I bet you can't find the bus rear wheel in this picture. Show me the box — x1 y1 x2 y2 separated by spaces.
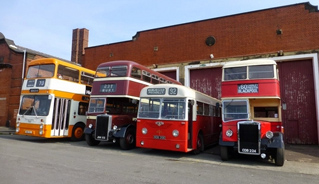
85 133 100 146
193 133 204 155
71 123 85 141
119 128 135 150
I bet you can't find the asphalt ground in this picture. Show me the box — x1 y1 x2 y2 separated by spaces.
1 126 318 164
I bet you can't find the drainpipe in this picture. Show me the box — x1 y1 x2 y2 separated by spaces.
9 45 27 82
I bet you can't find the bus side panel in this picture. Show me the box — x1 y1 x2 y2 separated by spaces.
136 119 189 152
191 115 221 148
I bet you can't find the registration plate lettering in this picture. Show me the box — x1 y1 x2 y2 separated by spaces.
25 130 32 134
153 135 166 140
241 148 257 153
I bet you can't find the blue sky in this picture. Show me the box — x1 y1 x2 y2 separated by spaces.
1 0 318 61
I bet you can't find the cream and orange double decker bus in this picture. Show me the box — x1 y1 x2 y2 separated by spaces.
16 58 95 140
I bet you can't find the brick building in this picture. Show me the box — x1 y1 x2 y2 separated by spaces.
0 33 68 129
75 2 319 144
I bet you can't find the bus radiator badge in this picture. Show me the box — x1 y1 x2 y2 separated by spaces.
155 121 164 126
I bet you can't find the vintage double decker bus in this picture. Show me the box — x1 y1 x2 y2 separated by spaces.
136 84 221 153
219 59 284 166
16 58 95 140
84 60 181 149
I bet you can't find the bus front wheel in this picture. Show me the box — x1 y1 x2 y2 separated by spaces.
119 128 135 150
71 123 85 141
275 148 285 166
220 146 230 161
85 133 100 146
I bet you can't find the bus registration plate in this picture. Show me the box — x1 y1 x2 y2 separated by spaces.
241 148 257 153
25 130 33 134
154 135 166 140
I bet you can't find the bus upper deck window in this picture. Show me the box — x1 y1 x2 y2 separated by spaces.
111 66 127 77
95 67 109 78
131 67 141 79
249 65 274 79
224 66 246 81
27 64 55 78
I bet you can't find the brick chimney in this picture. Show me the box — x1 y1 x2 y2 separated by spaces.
71 28 89 64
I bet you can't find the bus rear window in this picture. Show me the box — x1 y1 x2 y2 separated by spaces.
27 64 55 78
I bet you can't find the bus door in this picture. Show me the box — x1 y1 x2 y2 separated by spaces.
187 100 194 149
52 98 71 137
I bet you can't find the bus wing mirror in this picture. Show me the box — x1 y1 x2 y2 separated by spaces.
216 102 220 107
189 100 195 106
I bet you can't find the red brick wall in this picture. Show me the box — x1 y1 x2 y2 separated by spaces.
0 41 46 127
82 3 319 70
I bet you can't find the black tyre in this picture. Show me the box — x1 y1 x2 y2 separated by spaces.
220 146 229 161
85 133 100 146
71 123 85 141
119 128 135 150
193 133 204 155
275 148 285 166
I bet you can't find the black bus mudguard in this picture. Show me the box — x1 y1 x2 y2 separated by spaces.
84 127 94 135
262 132 285 149
112 124 135 138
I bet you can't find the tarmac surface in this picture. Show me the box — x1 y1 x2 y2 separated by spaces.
1 126 318 164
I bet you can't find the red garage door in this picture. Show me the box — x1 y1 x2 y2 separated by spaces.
189 67 222 99
278 59 318 144
159 70 177 81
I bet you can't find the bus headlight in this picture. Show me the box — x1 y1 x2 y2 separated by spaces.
16 122 20 128
113 125 118 130
88 124 93 129
16 128 20 133
39 130 43 135
142 128 148 135
226 129 233 137
172 130 179 137
40 123 44 129
266 131 274 139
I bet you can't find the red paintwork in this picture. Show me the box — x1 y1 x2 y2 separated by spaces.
136 116 221 152
222 120 282 142
221 79 280 98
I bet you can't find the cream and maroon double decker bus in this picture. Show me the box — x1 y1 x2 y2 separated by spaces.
219 59 284 166
84 60 181 149
136 84 221 153
16 58 95 140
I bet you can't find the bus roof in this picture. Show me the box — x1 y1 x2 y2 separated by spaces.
140 84 220 104
223 59 276 68
97 60 181 84
28 58 95 74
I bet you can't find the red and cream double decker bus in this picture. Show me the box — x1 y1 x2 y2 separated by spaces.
16 58 95 140
136 84 221 153
219 59 284 166
84 60 181 149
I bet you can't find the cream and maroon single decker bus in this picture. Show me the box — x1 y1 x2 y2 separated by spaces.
16 58 95 140
136 84 221 153
219 59 284 166
84 60 181 150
